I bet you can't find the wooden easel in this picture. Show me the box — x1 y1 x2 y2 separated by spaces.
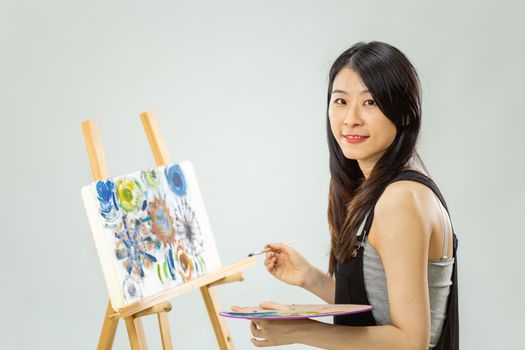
81 112 256 350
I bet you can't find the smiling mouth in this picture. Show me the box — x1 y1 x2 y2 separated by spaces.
343 135 369 139
342 135 369 144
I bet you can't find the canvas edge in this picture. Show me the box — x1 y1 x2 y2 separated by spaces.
80 185 126 309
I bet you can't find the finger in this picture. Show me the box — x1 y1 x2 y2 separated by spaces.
264 258 272 269
251 338 272 347
231 305 253 313
264 257 277 269
265 242 288 254
250 321 263 337
264 252 277 262
263 260 269 269
264 261 275 274
259 301 290 311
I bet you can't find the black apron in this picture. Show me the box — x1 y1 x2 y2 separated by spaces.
334 170 459 349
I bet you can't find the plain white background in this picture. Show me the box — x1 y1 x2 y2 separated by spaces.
1 0 523 349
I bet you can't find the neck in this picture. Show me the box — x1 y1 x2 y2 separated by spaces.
359 153 424 180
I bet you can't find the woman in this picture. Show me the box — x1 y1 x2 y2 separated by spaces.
234 41 459 349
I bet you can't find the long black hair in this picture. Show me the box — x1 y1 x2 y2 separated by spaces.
327 41 428 274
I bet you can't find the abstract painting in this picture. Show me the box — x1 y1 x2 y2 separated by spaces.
81 161 221 309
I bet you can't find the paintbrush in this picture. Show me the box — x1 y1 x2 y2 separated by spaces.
247 240 296 257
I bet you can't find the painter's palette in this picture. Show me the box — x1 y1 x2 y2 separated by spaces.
220 304 373 320
81 161 222 309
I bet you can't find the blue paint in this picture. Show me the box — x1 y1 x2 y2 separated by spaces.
165 165 187 197
95 180 119 221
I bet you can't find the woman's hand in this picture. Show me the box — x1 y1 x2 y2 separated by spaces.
230 301 293 313
264 242 313 288
246 301 315 347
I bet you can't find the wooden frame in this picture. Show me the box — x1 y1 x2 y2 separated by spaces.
81 114 255 349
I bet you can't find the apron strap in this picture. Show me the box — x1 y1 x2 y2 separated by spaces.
362 169 456 239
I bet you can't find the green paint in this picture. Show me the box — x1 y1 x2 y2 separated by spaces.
163 261 169 279
123 188 133 201
199 256 206 272
157 264 163 283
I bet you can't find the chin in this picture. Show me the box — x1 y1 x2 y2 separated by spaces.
341 150 361 160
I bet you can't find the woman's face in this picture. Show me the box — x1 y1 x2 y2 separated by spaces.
328 67 397 176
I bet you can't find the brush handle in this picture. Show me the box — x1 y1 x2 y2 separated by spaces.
247 240 296 257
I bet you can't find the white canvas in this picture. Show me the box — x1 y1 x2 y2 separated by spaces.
81 160 222 309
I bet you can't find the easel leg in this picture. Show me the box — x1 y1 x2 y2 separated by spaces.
157 311 173 350
97 301 119 350
125 316 148 350
200 286 235 350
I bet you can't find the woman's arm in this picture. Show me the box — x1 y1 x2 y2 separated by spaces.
302 266 335 304
297 322 418 350
252 183 432 349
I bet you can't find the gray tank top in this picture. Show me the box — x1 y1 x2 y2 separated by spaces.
357 194 454 349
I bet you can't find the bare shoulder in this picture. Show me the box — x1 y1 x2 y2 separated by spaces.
383 179 435 203
369 180 434 252
376 180 435 218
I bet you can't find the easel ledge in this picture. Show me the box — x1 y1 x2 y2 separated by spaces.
110 257 256 319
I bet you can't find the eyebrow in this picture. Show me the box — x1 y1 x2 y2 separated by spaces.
331 89 370 94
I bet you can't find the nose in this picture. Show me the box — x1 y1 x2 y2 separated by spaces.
343 103 363 126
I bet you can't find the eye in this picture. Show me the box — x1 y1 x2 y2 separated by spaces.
333 98 346 105
363 99 376 106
